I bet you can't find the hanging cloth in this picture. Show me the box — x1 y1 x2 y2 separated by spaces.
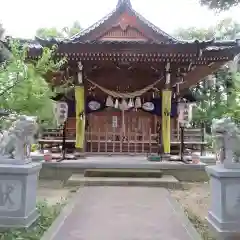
86 76 164 99
162 90 172 154
75 86 85 149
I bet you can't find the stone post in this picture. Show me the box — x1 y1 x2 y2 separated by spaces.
206 118 240 239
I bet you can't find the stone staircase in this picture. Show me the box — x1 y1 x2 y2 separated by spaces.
65 169 181 189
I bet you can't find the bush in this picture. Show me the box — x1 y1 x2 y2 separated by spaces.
31 144 39 152
0 201 63 240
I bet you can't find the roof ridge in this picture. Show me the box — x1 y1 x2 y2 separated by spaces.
130 8 178 43
117 0 132 8
69 10 116 41
69 2 182 43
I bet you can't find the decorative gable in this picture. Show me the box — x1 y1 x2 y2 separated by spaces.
98 26 148 41
70 0 178 43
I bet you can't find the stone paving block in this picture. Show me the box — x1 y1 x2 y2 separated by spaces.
42 186 201 240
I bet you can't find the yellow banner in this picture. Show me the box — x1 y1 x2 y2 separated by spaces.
75 86 85 149
162 90 172 154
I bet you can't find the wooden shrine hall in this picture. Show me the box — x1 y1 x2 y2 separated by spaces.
23 0 240 156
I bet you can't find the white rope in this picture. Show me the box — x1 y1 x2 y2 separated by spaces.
86 76 164 99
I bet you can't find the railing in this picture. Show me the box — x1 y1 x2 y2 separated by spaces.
85 129 154 154
38 127 206 155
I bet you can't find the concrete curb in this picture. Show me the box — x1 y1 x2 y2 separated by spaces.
167 190 202 240
41 188 83 240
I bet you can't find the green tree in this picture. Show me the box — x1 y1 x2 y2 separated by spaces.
0 40 66 125
200 0 240 10
36 21 82 39
174 18 240 40
0 24 11 64
62 21 82 37
0 23 4 40
36 27 64 38
175 18 240 132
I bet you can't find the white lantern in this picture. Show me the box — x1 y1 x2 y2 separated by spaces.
178 101 186 124
56 101 68 125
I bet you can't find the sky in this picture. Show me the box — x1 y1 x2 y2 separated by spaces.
1 0 240 39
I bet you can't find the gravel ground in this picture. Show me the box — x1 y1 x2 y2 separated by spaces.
171 182 210 221
37 180 77 205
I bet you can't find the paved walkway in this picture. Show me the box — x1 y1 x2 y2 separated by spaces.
42 187 201 240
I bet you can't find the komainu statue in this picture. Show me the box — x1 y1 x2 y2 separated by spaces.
0 115 38 162
212 117 240 163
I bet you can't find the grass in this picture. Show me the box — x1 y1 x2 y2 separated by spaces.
185 208 216 240
0 201 64 240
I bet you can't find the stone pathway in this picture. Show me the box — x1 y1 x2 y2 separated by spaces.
42 187 201 240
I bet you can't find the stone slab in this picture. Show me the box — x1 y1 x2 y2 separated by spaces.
66 175 181 188
41 187 201 240
42 156 206 170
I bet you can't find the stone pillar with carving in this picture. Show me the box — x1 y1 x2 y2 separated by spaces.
206 118 240 240
0 115 42 229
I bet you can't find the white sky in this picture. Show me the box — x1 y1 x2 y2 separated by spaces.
1 0 240 38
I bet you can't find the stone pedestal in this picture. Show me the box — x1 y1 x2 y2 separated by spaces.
0 162 42 228
200 156 216 165
206 164 240 240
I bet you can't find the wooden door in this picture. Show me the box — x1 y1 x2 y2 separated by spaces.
86 110 155 153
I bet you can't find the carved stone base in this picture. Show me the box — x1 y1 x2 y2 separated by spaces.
206 165 240 240
0 161 42 228
0 157 31 165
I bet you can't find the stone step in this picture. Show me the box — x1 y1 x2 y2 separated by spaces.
84 168 163 178
65 174 181 189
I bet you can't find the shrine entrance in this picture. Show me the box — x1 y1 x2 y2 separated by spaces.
86 110 156 154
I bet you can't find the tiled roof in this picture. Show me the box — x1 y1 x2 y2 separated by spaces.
69 0 178 43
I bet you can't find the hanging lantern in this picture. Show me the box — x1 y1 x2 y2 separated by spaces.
106 95 114 107
120 99 128 111
178 100 186 124
128 98 134 108
114 99 119 109
135 97 142 109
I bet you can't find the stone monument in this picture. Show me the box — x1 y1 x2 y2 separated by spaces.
206 117 240 240
0 115 42 228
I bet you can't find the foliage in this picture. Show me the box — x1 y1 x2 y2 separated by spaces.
200 0 240 10
174 18 240 40
0 23 10 64
185 208 216 240
0 23 4 40
175 18 240 133
0 201 63 240
36 21 82 39
36 27 64 39
0 40 66 127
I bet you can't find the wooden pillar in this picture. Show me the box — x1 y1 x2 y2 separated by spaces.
161 62 172 159
75 61 86 157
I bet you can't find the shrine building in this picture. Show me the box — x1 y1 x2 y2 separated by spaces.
20 0 240 156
